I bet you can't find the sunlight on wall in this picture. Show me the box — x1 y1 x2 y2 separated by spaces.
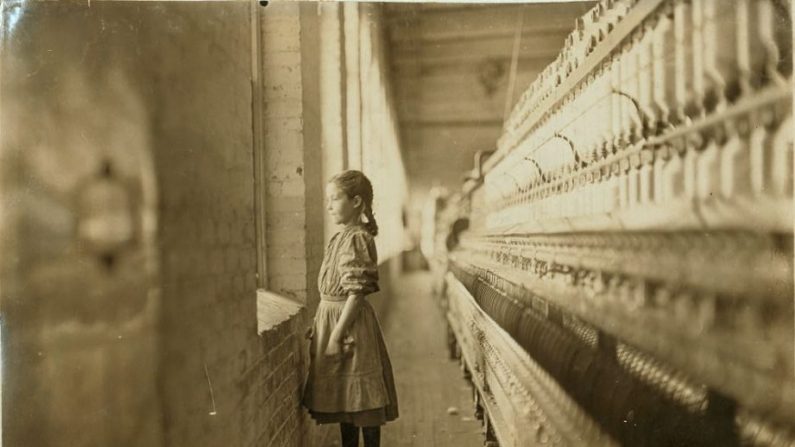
358 4 408 263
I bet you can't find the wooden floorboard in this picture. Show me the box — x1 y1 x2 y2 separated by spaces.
380 271 483 447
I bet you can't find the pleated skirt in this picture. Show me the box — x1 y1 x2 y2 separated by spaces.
301 297 399 427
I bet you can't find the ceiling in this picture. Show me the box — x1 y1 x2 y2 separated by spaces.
384 2 596 199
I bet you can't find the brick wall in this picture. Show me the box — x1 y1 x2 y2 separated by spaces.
1 3 405 447
254 312 308 446
0 2 302 446
140 4 277 447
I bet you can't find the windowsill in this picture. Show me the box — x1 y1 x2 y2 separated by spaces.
256 289 304 335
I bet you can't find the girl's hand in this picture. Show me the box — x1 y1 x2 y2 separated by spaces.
324 339 342 357
324 334 355 358
304 325 315 340
341 335 355 355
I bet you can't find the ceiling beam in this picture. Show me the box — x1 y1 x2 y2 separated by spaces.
385 3 592 23
400 119 504 128
391 53 558 69
388 25 573 45
391 33 568 62
389 28 569 45
387 3 594 39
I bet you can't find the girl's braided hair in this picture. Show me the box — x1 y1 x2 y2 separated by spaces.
329 170 378 236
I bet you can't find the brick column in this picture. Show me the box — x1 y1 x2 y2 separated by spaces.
260 2 324 311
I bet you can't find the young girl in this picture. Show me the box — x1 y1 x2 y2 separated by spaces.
302 170 399 447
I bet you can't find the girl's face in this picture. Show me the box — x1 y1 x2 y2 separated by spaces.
326 182 362 226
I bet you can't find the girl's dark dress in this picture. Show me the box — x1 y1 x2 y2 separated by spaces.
302 224 399 426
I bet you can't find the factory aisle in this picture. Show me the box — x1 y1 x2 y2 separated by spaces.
375 272 484 447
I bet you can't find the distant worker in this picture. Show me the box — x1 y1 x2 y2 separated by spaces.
445 218 470 252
